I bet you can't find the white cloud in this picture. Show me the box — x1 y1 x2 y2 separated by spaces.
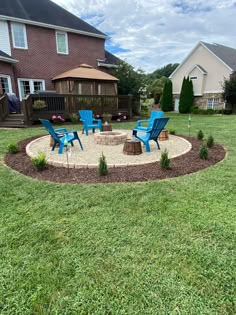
52 0 236 72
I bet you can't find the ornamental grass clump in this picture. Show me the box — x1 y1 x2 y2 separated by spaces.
160 149 171 169
7 142 19 154
207 135 214 148
199 143 208 160
197 129 204 140
31 152 47 171
97 152 108 176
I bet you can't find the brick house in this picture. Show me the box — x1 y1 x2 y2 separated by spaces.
0 0 119 100
169 41 236 111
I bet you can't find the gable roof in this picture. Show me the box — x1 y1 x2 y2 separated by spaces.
169 41 236 79
201 42 236 71
98 51 122 68
0 0 106 39
188 64 207 75
0 50 18 63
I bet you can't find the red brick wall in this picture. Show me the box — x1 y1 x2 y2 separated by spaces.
0 62 16 92
8 22 105 92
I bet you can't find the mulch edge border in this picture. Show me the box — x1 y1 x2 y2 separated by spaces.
3 135 227 185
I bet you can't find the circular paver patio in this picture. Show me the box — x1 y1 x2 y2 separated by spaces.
26 129 192 168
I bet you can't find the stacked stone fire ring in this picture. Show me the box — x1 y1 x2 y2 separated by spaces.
94 131 127 145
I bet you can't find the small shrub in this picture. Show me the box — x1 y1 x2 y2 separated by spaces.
102 113 112 124
7 143 19 154
197 130 204 140
97 153 108 176
222 109 232 115
32 100 47 110
169 129 176 135
207 135 214 148
31 152 47 171
70 113 78 124
199 143 208 159
160 149 171 169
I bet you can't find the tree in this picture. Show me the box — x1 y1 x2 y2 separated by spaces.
223 74 236 107
148 63 179 80
179 77 193 113
111 61 145 96
147 77 168 103
160 80 173 111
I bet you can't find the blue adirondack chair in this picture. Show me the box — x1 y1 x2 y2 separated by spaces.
39 119 83 154
78 110 102 136
135 110 164 132
132 117 169 152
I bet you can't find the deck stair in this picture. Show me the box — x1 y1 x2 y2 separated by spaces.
0 114 26 128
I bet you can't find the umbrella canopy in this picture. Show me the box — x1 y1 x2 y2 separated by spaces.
52 64 118 81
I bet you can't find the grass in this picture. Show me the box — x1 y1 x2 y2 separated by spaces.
0 114 235 314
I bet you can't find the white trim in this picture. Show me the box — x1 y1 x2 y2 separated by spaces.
0 15 107 39
0 74 12 93
56 31 69 55
188 64 207 76
11 22 28 49
204 90 223 94
169 41 233 79
17 78 45 100
0 56 18 63
97 61 118 68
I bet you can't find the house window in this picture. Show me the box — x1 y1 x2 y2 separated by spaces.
0 75 12 94
11 23 28 49
18 79 45 100
56 32 68 54
207 98 219 109
190 76 197 80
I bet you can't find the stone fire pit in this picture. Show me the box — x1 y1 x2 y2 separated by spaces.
94 131 127 145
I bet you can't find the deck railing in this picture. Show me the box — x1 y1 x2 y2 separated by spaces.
22 93 134 124
0 94 9 122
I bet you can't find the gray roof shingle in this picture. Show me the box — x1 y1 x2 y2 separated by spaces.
202 41 236 71
0 0 106 37
0 50 17 62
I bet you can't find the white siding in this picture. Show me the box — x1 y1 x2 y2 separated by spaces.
0 20 11 55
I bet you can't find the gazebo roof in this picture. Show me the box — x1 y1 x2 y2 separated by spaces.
52 64 118 81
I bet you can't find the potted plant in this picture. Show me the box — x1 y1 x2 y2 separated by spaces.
32 100 47 110
102 113 112 125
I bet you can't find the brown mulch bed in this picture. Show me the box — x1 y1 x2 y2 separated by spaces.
4 135 226 184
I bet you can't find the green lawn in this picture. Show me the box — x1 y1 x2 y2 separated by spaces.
0 114 235 315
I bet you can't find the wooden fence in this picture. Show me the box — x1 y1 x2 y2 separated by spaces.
22 93 134 124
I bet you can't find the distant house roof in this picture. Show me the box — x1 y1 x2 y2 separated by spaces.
0 0 106 38
201 42 236 71
97 51 122 68
52 64 119 81
0 50 18 63
169 41 236 79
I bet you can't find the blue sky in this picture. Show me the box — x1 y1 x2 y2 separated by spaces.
53 0 236 73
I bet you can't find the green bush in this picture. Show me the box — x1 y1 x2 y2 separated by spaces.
32 100 47 110
199 143 208 159
102 113 112 124
197 130 204 140
31 152 47 171
169 129 176 135
70 113 78 124
207 135 214 148
97 153 108 176
160 149 171 169
222 109 232 115
7 143 19 154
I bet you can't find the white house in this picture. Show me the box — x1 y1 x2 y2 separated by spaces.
169 41 236 111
